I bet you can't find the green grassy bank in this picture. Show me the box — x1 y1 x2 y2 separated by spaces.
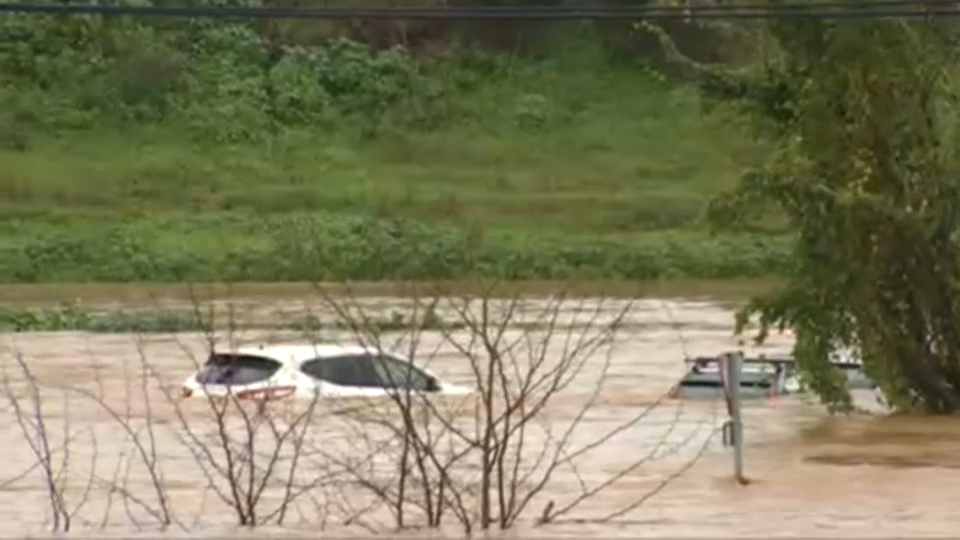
0 13 787 284
0 278 784 306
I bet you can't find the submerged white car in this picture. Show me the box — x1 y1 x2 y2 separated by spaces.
180 344 473 403
672 349 876 401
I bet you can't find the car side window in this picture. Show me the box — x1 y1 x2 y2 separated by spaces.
370 355 436 392
301 355 379 387
300 356 369 386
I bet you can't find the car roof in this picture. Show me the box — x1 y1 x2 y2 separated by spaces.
208 343 451 382
226 343 388 366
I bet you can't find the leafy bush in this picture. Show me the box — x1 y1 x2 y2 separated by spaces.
0 6 452 141
0 299 463 333
0 214 795 283
0 300 208 332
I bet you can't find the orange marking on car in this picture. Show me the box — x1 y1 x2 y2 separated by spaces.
236 385 297 401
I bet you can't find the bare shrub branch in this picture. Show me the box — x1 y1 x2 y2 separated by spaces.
0 283 721 534
137 289 341 529
64 336 178 530
1 351 100 532
309 280 715 532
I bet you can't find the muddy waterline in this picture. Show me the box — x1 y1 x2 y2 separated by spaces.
1 296 958 537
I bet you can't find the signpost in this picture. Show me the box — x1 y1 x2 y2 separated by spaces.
719 351 748 485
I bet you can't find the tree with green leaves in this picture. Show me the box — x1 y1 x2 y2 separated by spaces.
706 4 960 413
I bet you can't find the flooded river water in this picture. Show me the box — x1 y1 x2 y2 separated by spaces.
1 295 959 537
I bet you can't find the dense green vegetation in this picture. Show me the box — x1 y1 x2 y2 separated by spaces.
0 299 459 332
0 5 791 282
0 300 210 332
713 9 960 413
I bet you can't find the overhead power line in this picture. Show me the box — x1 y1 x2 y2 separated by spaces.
0 1 956 19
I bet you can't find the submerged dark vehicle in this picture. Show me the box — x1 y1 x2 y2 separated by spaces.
670 350 875 401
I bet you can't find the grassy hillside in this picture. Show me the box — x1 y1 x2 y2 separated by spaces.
0 13 789 283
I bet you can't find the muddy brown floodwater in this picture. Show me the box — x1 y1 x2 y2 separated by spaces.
1 296 960 537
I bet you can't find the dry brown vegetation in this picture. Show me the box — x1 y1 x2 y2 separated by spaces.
0 282 724 534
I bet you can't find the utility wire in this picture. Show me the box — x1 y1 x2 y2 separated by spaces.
0 1 957 19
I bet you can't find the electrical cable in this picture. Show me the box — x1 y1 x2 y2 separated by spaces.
0 0 957 19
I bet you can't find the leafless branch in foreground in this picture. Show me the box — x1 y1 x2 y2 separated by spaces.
142 288 341 528
0 352 99 533
0 283 723 534
309 280 715 533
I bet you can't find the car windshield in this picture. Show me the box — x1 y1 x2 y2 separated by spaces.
195 353 281 386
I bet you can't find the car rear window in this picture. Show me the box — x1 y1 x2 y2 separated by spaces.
195 353 282 386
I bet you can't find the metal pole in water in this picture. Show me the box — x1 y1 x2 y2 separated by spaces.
727 351 746 484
